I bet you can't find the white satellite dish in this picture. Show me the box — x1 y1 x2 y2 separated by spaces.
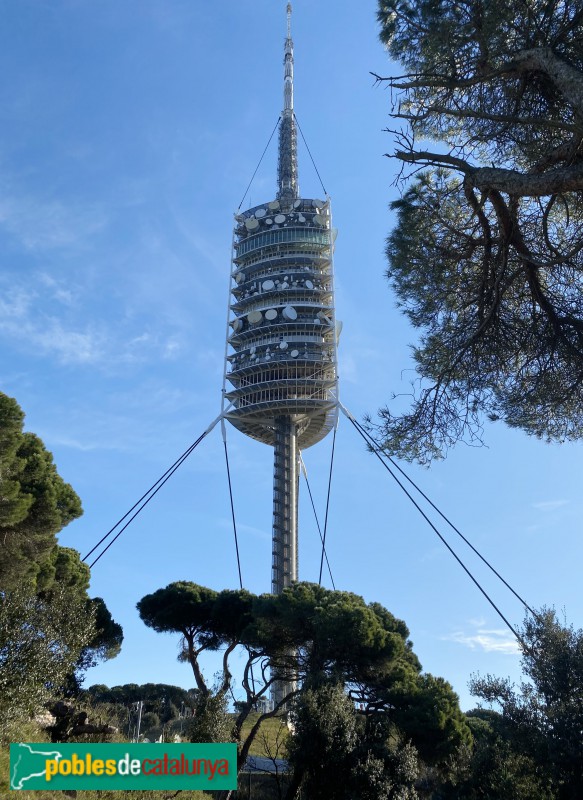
274 214 286 224
262 279 275 291
245 218 259 231
265 308 278 321
268 200 280 210
313 199 325 208
265 218 273 225
298 214 305 222
305 280 314 290
247 310 263 325
235 272 245 284
314 214 325 226
255 208 267 218
283 305 297 321
293 199 302 208
232 318 243 332
279 341 288 350
291 349 299 358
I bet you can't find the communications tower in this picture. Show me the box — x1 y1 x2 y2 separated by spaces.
222 4 338 602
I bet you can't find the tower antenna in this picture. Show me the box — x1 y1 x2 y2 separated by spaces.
223 3 339 707
278 2 298 202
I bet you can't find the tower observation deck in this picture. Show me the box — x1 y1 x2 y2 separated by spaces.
222 4 338 601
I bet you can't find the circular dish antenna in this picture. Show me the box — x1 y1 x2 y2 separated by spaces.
305 280 314 290
313 214 325 226
265 308 278 321
245 218 259 231
255 208 267 218
262 279 275 291
247 310 263 325
283 305 297 321
313 199 325 208
235 272 245 284
274 214 286 224
298 214 305 222
265 218 273 225
291 349 299 358
232 318 243 332
268 200 280 210
281 282 289 289
293 199 302 208
279 341 288 350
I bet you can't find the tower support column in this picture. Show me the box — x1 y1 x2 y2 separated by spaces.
272 415 299 594
272 415 299 708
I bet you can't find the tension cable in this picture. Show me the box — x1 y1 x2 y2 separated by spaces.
294 113 327 196
318 425 337 586
221 420 244 589
299 455 335 589
84 416 221 568
341 406 526 646
237 117 281 211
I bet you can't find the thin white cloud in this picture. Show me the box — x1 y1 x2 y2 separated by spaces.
44 434 124 453
0 276 187 368
37 272 76 306
217 518 270 542
532 499 569 511
0 309 106 365
0 193 107 252
443 627 520 655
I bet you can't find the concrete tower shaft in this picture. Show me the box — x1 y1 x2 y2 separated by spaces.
223 4 338 607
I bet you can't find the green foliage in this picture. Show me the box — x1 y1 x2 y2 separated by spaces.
375 1 583 462
391 674 473 767
239 713 290 758
86 597 123 662
287 681 420 800
0 394 83 590
441 709 555 800
138 581 423 691
0 392 122 717
85 682 197 722
186 692 233 744
470 609 583 799
138 580 471 795
0 587 96 738
42 545 91 596
287 681 359 800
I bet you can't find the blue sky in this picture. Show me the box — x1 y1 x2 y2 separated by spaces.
2 0 582 711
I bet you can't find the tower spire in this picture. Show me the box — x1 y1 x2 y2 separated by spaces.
277 3 298 203
225 4 338 702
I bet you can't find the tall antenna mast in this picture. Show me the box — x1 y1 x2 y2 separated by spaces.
277 3 298 203
223 3 339 706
